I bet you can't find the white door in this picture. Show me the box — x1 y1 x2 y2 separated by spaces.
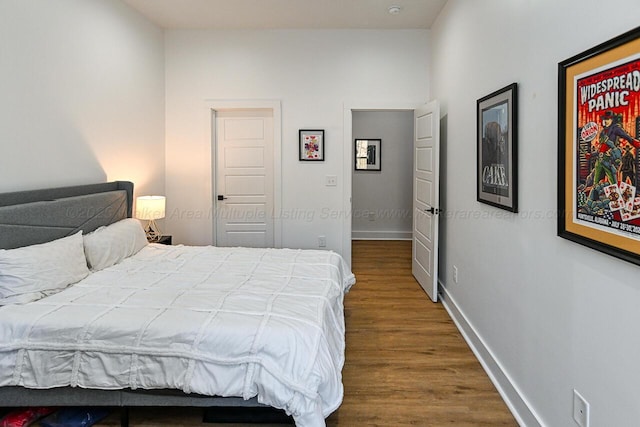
215 109 274 247
412 100 440 302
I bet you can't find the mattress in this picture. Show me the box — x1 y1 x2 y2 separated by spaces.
0 244 355 427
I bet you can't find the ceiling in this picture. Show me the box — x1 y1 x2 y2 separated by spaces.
121 0 447 30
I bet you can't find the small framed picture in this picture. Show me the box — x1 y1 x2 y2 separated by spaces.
477 83 518 212
354 139 381 171
299 129 324 161
558 26 640 266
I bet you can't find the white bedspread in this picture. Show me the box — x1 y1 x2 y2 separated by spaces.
0 244 355 427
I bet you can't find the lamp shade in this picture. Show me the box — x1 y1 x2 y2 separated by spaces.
136 196 166 220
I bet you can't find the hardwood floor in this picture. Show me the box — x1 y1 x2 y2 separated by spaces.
98 240 516 426
328 240 516 426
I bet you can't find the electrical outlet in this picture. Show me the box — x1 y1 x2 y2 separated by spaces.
573 389 590 427
453 265 459 284
318 235 327 248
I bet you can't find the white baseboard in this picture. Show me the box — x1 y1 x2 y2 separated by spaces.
438 283 544 427
352 230 412 240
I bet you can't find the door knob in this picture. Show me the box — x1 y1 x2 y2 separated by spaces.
426 207 440 215
217 195 227 201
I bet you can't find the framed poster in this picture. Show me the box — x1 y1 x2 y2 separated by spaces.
477 83 518 212
299 129 324 161
558 26 640 265
354 139 381 171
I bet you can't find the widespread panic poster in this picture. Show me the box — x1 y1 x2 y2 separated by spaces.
573 55 640 239
559 27 640 265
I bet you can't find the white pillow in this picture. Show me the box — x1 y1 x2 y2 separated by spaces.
83 218 148 271
0 231 90 305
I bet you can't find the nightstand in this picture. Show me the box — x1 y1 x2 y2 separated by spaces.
153 235 172 245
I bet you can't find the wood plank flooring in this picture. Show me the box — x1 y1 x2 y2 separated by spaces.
98 240 516 426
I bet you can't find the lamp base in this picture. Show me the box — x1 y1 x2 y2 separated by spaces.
144 219 162 242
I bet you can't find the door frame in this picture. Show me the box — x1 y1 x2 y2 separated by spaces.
207 99 282 248
343 101 425 267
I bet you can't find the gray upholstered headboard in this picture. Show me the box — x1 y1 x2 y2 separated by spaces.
0 181 133 249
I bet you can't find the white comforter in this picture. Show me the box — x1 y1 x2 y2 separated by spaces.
0 244 355 427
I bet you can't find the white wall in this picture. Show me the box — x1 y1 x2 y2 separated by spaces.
431 1 640 426
352 110 413 239
164 30 429 251
0 0 165 196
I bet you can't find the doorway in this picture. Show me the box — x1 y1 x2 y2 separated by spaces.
351 110 414 241
344 102 440 301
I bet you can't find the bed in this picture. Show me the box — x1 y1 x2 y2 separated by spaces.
0 181 355 427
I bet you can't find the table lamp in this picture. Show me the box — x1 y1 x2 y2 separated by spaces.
136 195 166 242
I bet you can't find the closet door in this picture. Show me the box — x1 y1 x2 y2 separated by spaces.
215 109 274 248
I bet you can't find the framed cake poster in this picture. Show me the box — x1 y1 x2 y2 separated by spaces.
477 83 518 212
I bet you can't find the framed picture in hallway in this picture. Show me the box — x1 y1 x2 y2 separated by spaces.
299 129 325 161
557 26 640 266
354 139 381 171
477 83 518 212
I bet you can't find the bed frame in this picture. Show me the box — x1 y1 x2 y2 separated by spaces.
0 181 280 426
